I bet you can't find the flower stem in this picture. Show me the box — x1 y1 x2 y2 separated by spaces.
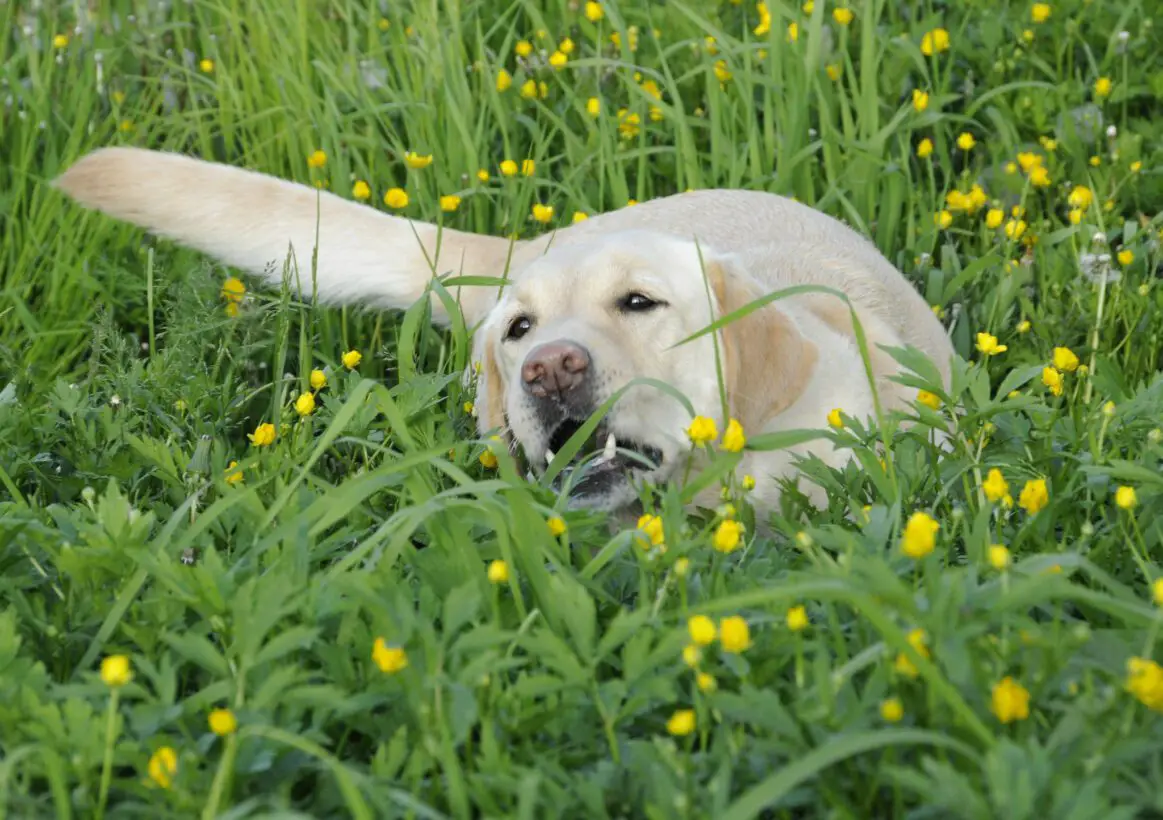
95 689 120 820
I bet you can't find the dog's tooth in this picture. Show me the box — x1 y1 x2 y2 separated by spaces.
546 449 555 465
603 433 617 460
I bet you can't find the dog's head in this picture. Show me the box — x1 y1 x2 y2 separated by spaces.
471 230 818 511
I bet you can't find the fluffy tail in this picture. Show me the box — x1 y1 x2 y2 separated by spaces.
52 147 516 325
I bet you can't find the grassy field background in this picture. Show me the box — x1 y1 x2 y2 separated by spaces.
3 0 1163 817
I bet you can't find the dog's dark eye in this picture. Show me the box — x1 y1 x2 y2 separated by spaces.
619 292 663 313
505 314 534 341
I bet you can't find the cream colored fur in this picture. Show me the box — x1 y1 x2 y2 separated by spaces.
54 147 955 514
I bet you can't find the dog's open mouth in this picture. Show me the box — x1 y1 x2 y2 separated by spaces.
541 418 662 489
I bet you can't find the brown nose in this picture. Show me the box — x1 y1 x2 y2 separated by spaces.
521 341 591 399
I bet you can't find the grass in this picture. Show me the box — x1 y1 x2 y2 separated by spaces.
2 0 1163 816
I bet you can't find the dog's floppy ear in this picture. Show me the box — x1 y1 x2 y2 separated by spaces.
470 334 509 439
706 256 819 432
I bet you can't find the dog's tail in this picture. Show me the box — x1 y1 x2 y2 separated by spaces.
52 147 517 325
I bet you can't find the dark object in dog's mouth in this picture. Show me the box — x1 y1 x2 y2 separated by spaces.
541 418 662 479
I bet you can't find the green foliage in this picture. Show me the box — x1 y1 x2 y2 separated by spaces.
2 0 1163 817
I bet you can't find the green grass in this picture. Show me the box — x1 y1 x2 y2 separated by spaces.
2 0 1163 816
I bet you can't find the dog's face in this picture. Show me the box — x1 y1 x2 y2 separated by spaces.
471 230 817 511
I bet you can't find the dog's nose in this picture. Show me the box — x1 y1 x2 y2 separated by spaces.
521 340 591 399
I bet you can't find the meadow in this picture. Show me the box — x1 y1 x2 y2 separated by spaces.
2 0 1163 816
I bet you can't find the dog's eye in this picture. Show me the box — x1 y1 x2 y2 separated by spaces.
619 292 663 313
505 314 534 341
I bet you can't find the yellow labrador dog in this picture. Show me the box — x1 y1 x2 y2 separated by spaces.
54 148 953 513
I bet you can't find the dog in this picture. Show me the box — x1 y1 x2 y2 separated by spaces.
53 147 954 515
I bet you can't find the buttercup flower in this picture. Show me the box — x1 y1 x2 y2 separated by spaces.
742 474 756 491
900 511 940 559
1127 657 1163 712
719 616 752 653
988 544 1011 570
384 188 409 209
682 644 701 667
687 416 718 444
991 676 1031 723
713 59 732 84
956 132 976 151
827 408 844 428
440 194 461 213
934 210 953 229
984 208 1004 229
1118 249 1134 266
916 138 934 158
487 559 509 583
688 615 717 646
894 628 930 677
404 152 432 169
310 369 327 390
754 2 771 36
199 58 214 73
585 1 604 22
53 34 70 48
617 109 642 139
101 654 132 687
1042 366 1063 397
713 519 744 554
586 97 601 116
249 422 276 447
1115 486 1137 510
1018 478 1049 514
1094 77 1112 98
637 513 665 546
372 638 408 673
912 89 929 112
696 672 717 692
920 28 950 56
1031 3 1051 23
547 516 567 536
548 50 567 69
147 747 178 789
572 211 589 223
916 390 941 410
721 419 746 452
521 159 536 176
294 391 316 416
786 605 808 631
880 697 904 722
982 468 1009 502
307 150 327 169
208 708 237 736
496 68 512 92
666 708 696 736
515 39 533 58
1052 346 1079 372
221 277 246 303
352 180 371 200
225 461 243 485
342 349 362 369
975 332 1007 356
833 7 854 25
531 203 554 223
1153 579 1163 607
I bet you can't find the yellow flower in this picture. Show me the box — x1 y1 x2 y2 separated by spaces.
1094 77 1112 98
786 605 808 632
308 369 327 391
248 422 277 447
476 169 489 183
880 697 904 722
1068 185 1094 210
1115 486 1137 510
1028 165 1051 187
916 390 941 410
991 676 1031 723
666 708 696 736
1004 218 1027 240
440 194 462 213
586 97 601 116
934 210 953 229
742 474 756 491
674 558 690 577
688 615 717 646
1018 478 1049 514
1068 208 1083 225
1052 346 1079 372
975 332 1007 356
982 468 1009 503
487 559 509 583
519 79 539 99
988 544 1011 570
1127 657 1163 712
833 7 854 25
496 68 512 92
404 152 432 170
199 58 215 74
294 391 316 417
584 1 604 22
500 159 518 177
342 349 362 369
824 408 843 429
1153 579 1163 607
687 415 718 444
696 672 717 692
521 159 536 176
637 514 665 547
352 180 371 201
617 109 642 139
900 511 940 559
983 208 1004 229
754 2 771 36
372 638 408 673
147 746 178 790
1042 366 1064 397
894 628 930 677
100 654 132 687
682 644 701 667
548 50 567 69
1118 249 1134 266
826 63 842 81
531 203 554 223
719 616 752 653
713 519 744 554
53 33 70 48
479 448 499 469
1130 160 1142 173
225 461 243 485
515 39 533 58
786 22 799 41
956 132 976 151
572 211 589 223
384 188 409 209
221 276 246 303
208 708 237 736
713 59 732 84
721 419 746 452
920 28 950 56
307 150 327 169
912 89 929 112
1017 151 1043 173
1032 3 1051 22
915 138 934 159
